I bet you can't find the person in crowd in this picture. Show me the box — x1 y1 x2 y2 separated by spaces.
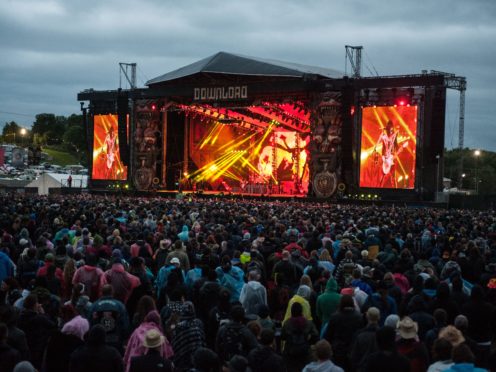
316 277 341 327
155 257 184 301
427 338 454 372
72 254 105 301
461 284 495 368
44 305 89 371
69 324 124 372
272 250 302 290
363 280 398 325
406 294 435 341
324 294 364 370
334 250 358 287
0 249 15 284
363 326 410 372
189 347 220 372
437 325 466 350
425 308 448 356
395 316 429 372
302 339 343 372
36 253 64 289
102 257 141 304
428 282 460 324
216 255 245 303
0 304 29 360
171 301 205 370
283 284 313 323
281 302 318 372
166 240 190 271
0 322 21 372
154 239 172 270
129 329 173 372
350 307 381 372
442 343 488 372
248 328 285 372
240 270 268 316
89 284 129 353
17 293 56 369
215 305 258 363
124 310 173 372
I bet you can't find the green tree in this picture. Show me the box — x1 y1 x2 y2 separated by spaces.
2 121 20 144
66 114 83 127
63 125 86 152
32 113 56 136
31 113 68 145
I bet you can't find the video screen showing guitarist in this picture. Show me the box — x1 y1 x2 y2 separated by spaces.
103 126 118 179
373 120 406 188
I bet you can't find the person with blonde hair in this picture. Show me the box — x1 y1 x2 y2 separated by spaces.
318 249 335 274
303 339 343 372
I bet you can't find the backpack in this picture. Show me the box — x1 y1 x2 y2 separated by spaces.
286 327 309 357
221 324 245 361
94 310 119 345
80 268 101 301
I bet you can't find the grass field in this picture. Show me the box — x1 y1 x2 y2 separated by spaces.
43 148 80 166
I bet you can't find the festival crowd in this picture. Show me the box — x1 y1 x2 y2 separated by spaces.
0 193 495 372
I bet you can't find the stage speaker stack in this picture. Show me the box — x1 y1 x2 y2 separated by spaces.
117 94 129 166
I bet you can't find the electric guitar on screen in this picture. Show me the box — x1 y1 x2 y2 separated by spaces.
382 140 408 175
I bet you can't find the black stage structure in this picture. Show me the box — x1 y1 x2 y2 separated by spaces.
78 52 447 201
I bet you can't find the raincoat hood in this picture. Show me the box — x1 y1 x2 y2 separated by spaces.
326 278 338 293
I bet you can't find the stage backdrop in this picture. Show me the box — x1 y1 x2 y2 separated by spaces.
188 119 309 194
359 105 417 189
91 114 128 180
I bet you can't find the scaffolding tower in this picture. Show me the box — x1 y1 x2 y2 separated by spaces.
345 45 363 78
429 70 467 149
119 62 137 90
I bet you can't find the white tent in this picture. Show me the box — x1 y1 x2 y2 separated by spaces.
27 172 88 195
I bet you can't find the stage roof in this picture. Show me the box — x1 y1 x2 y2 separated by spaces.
146 51 343 86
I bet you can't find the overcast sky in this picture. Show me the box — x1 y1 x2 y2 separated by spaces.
1 0 495 151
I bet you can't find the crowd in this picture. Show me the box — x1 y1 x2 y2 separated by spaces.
0 193 495 372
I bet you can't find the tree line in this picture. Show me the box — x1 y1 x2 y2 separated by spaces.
2 113 86 162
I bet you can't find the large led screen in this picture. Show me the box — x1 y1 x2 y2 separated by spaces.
359 106 417 189
92 114 128 180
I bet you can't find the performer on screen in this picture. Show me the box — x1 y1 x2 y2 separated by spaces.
103 126 118 178
374 120 401 188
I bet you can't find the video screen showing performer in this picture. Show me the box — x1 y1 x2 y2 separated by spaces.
92 114 128 180
359 106 417 189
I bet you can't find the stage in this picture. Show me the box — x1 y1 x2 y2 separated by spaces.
79 52 447 201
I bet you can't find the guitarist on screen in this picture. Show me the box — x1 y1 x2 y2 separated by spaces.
103 126 118 179
374 120 407 188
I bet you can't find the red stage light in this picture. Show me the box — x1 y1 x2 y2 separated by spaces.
399 100 405 106
151 103 157 111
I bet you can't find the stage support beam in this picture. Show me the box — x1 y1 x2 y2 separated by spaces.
184 116 189 177
161 110 167 186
